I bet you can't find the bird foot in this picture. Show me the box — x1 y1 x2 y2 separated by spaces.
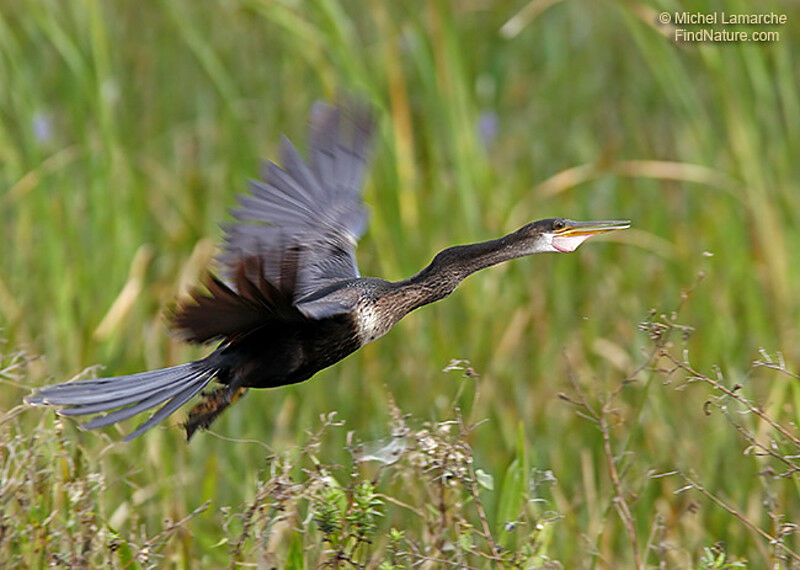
184 385 248 440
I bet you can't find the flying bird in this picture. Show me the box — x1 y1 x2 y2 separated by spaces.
26 101 630 441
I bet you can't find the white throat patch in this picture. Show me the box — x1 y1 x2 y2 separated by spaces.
550 232 594 253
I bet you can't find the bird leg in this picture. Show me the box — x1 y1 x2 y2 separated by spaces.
184 384 248 440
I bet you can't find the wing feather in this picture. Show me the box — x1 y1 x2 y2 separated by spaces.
172 98 375 342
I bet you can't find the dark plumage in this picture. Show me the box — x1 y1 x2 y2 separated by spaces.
26 100 630 441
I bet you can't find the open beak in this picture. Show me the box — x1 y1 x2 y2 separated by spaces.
551 219 631 253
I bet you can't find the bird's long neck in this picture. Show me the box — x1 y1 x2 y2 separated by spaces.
391 232 526 314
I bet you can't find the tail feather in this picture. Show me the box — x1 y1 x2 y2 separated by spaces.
25 363 216 440
80 371 210 429
57 385 180 416
123 376 211 441
27 364 197 406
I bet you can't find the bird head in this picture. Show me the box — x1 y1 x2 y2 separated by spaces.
518 218 631 254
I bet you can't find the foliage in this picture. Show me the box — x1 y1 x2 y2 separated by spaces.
2 0 800 567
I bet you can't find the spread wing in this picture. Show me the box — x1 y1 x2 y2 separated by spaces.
172 100 376 343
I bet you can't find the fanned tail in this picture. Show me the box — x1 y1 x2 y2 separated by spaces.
25 362 217 441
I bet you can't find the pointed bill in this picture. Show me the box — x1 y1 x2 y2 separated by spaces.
551 219 630 253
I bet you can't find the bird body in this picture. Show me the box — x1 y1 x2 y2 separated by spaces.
26 100 630 440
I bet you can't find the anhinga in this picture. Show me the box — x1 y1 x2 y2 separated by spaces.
26 101 630 440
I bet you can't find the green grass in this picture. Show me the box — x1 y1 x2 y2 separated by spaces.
2 0 800 566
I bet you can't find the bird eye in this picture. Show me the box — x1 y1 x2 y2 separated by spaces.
552 219 565 231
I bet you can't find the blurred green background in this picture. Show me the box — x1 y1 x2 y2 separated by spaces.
2 0 800 566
